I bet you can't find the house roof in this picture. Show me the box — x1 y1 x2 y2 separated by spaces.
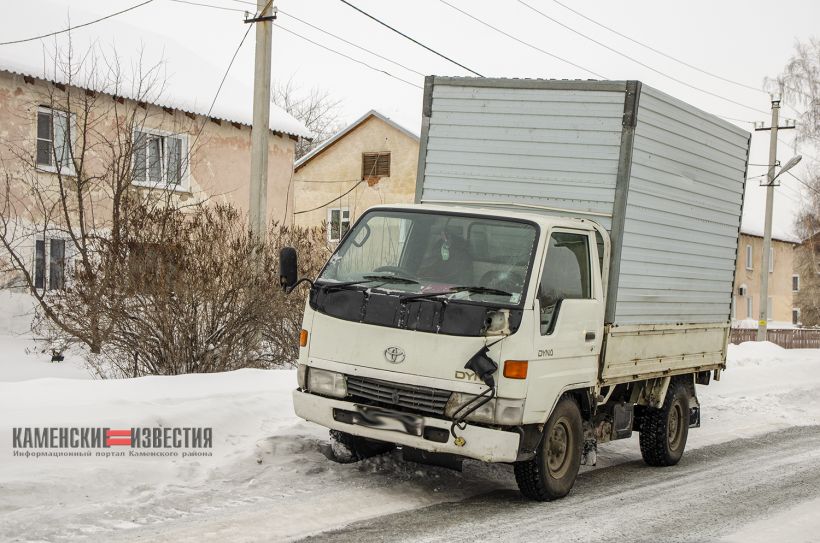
0 57 312 140
740 226 800 244
295 110 419 171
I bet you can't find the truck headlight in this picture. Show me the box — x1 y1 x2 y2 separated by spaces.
307 368 347 399
445 394 524 425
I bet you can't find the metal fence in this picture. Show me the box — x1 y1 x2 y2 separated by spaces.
730 328 820 349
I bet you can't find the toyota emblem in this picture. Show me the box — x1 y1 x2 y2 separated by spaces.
384 346 406 364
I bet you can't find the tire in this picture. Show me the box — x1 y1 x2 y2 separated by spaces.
327 430 395 463
639 380 690 467
514 396 583 501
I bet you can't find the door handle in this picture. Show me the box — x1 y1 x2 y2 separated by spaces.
585 331 596 342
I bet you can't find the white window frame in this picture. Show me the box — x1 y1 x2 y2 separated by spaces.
732 296 737 320
792 274 800 292
327 207 350 242
745 244 753 270
746 296 753 319
36 106 77 176
767 296 773 320
792 307 800 325
132 127 190 192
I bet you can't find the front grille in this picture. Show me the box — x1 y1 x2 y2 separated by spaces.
346 375 452 416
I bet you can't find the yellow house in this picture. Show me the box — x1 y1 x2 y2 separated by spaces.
292 110 419 241
732 229 799 327
0 66 310 291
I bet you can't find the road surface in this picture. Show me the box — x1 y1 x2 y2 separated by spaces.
299 425 820 543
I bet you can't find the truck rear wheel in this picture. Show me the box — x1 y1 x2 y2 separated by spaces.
514 396 582 501
327 430 395 463
639 381 689 467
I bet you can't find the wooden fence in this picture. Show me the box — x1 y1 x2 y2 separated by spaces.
730 328 820 349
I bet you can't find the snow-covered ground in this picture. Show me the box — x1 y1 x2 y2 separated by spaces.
0 330 818 541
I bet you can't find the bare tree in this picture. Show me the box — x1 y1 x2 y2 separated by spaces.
0 39 198 353
271 77 344 159
768 38 820 326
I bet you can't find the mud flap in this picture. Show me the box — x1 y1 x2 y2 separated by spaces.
689 406 701 428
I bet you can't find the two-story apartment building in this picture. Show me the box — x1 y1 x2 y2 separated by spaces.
0 62 310 290
292 110 418 241
732 228 800 327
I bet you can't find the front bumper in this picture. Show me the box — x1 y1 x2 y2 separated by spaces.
293 390 521 463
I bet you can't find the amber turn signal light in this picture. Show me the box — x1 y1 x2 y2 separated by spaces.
299 329 308 347
503 360 528 379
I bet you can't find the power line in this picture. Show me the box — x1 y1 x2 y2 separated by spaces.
275 24 423 90
786 171 820 197
438 0 604 79
188 16 254 154
294 180 365 214
548 0 766 95
167 0 246 13
0 0 155 46
339 0 484 77
277 9 425 77
777 136 820 163
516 0 768 115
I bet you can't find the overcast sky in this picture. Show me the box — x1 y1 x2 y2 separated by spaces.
1 0 818 239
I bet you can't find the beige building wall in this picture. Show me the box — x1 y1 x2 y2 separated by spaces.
0 70 298 288
293 113 418 237
732 233 797 324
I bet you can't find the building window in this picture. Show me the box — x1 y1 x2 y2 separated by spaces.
745 244 753 270
746 296 753 319
34 238 66 290
792 308 800 325
327 207 350 242
793 274 800 292
133 129 188 189
36 107 75 173
767 296 773 320
732 296 737 320
769 247 774 273
362 152 390 179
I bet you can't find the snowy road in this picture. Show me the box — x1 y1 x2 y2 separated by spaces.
1 341 819 542
302 425 820 543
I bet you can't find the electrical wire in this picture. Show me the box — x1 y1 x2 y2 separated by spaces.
293 180 365 215
277 9 425 78
548 0 767 95
167 0 246 13
275 25 423 90
438 0 604 79
0 0 155 46
516 0 769 115
786 171 820 197
339 0 484 77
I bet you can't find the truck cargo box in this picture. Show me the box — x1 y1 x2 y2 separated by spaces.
415 77 751 328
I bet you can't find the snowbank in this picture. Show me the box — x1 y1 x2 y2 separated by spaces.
0 339 818 541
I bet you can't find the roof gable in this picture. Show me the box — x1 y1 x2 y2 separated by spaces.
295 110 418 170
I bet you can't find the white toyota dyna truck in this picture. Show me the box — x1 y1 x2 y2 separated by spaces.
280 77 751 501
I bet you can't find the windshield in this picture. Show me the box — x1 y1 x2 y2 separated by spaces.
318 210 538 306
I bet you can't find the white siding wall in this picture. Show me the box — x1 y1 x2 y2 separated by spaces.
617 86 748 324
420 84 626 230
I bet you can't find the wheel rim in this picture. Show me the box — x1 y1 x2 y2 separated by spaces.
546 417 572 478
668 401 684 451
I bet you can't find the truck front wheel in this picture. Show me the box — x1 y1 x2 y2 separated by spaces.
514 396 583 501
639 380 689 467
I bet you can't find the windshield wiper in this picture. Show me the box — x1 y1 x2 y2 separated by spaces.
317 274 418 293
400 285 513 302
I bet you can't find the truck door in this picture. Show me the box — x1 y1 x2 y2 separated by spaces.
528 229 604 419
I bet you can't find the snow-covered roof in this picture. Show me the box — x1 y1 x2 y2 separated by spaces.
740 224 800 244
295 110 418 170
0 52 313 138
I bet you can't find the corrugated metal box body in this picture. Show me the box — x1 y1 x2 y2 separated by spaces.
416 77 750 327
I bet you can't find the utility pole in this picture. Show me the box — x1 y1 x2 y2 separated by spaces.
246 0 275 239
754 95 797 341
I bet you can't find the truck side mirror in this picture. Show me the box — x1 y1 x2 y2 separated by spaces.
279 247 298 292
